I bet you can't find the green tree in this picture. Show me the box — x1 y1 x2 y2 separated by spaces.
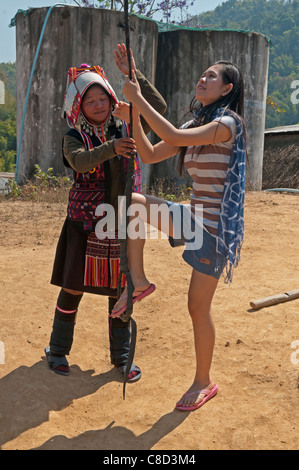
0 62 16 172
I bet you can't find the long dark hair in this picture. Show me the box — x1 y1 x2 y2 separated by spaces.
177 60 245 176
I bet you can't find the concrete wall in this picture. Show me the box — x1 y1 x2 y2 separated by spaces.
153 29 269 190
16 8 269 190
15 6 158 183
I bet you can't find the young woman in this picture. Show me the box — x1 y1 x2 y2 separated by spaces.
112 53 246 410
45 47 166 382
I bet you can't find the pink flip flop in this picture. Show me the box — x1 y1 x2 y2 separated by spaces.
175 384 219 411
110 283 156 318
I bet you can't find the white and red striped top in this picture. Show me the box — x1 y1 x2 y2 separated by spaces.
184 115 237 237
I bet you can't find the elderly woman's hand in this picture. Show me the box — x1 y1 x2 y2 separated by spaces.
113 137 136 158
113 101 130 122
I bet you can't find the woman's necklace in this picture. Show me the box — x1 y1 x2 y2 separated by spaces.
79 111 110 174
79 111 111 137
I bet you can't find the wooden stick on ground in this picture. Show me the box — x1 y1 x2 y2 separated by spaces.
250 289 299 309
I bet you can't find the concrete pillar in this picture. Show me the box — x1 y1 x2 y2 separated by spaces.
154 29 269 190
15 6 158 184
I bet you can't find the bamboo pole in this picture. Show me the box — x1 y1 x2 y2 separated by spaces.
250 289 299 309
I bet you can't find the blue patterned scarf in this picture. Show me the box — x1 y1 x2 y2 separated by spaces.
194 107 246 283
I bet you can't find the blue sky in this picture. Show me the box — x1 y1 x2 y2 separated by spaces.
0 0 225 63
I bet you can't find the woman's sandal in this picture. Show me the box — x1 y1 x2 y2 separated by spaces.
175 384 218 411
45 346 70 376
116 362 142 383
110 283 156 318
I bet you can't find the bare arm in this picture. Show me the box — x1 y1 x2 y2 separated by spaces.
123 73 231 147
132 107 179 164
113 102 177 163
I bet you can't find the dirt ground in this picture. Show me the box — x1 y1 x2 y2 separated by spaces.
0 191 298 451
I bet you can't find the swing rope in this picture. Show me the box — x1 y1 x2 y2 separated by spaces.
118 0 137 400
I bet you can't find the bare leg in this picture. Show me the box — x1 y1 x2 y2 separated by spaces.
129 193 174 236
112 193 174 313
176 269 219 408
128 192 174 284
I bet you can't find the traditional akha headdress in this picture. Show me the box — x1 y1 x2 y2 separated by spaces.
62 64 119 136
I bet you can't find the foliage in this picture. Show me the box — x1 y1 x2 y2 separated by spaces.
149 177 192 201
0 62 16 172
2 165 72 202
2 166 191 203
72 0 195 23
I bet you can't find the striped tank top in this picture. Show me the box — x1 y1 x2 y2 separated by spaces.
184 115 237 237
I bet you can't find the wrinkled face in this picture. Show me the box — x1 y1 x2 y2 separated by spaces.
196 64 232 106
81 84 111 125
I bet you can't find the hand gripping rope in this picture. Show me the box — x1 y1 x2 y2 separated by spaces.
117 0 137 400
